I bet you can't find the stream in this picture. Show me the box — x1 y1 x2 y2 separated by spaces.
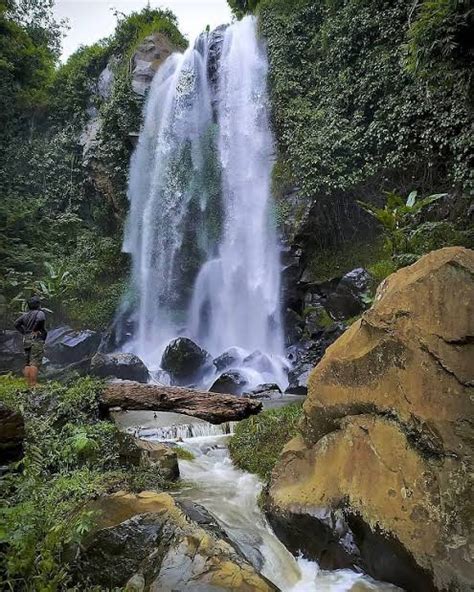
117 411 401 592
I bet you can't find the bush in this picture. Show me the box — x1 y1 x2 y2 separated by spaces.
259 0 473 202
228 403 303 482
0 376 174 589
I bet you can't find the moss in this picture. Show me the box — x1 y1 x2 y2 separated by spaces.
174 447 195 461
228 403 304 482
303 306 333 328
368 259 397 283
305 238 387 283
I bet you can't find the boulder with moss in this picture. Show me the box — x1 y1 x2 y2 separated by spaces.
266 247 474 592
75 491 278 591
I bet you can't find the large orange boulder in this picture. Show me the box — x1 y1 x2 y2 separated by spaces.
266 247 474 591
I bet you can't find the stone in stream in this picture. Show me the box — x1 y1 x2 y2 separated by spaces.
90 352 149 383
244 383 282 399
161 337 212 385
266 247 474 592
242 350 275 374
115 432 179 481
73 491 278 591
210 370 248 396
213 347 242 372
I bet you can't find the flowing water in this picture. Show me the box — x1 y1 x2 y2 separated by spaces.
113 411 400 592
140 414 400 592
122 16 287 389
119 15 402 591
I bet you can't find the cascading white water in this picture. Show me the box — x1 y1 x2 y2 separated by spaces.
123 37 215 363
123 16 287 388
188 17 283 360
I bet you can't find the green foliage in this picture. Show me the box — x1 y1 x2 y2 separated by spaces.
228 403 303 482
367 259 397 283
358 190 447 257
51 42 111 126
110 6 187 55
0 376 175 589
227 0 262 17
0 5 186 332
406 0 473 89
305 238 386 283
259 0 473 204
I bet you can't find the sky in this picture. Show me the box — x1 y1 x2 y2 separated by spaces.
53 0 233 61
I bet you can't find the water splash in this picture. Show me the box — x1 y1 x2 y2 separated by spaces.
188 17 284 361
123 17 287 388
177 434 402 592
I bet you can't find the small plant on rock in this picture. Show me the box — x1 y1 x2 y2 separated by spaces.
358 190 447 259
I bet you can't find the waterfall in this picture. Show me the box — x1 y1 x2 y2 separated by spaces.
123 16 286 388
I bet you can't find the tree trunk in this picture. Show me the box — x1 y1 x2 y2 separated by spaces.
100 382 262 424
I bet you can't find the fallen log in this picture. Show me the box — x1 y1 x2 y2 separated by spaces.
100 381 262 424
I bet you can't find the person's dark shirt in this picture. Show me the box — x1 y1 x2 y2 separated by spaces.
14 310 47 341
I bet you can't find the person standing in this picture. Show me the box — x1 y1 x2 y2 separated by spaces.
14 296 47 387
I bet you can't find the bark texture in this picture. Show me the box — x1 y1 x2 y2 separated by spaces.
101 382 262 424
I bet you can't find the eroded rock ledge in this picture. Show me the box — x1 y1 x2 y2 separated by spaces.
74 491 277 591
266 247 474 592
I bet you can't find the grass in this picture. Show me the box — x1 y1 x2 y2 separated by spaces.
174 447 195 461
228 403 304 482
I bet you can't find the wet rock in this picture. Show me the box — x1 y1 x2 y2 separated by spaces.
135 439 179 481
90 352 149 383
283 307 304 345
267 247 474 592
0 403 24 462
244 383 282 399
210 370 248 396
117 432 179 481
75 491 277 591
325 267 372 320
207 25 227 95
45 326 101 366
41 357 92 381
0 330 24 373
99 313 135 353
243 350 275 374
303 304 333 337
286 323 346 394
213 347 242 372
161 337 211 385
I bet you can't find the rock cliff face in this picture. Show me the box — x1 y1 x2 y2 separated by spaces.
266 247 474 591
131 32 178 96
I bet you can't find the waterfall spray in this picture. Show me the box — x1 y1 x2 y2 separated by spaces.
123 16 287 388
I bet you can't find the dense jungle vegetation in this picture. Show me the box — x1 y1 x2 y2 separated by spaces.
0 0 186 330
0 375 180 589
231 0 473 281
1 0 473 329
